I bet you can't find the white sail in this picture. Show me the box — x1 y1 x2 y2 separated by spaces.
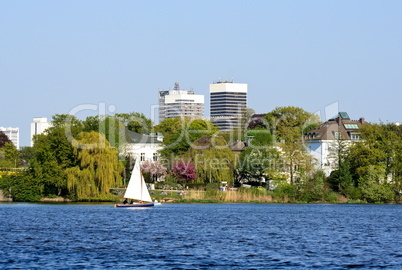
124 160 152 202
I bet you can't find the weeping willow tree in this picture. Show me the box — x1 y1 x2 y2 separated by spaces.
185 136 235 185
66 131 123 200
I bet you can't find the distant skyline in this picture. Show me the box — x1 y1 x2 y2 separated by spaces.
1 1 401 146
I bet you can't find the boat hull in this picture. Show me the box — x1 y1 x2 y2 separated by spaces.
114 202 154 208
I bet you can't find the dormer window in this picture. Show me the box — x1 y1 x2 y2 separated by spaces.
350 134 360 140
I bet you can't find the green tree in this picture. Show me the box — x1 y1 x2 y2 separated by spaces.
281 143 316 186
83 115 129 148
299 170 326 202
348 123 402 200
156 118 219 161
115 112 153 134
185 136 235 185
265 106 319 144
30 133 71 196
393 147 402 202
0 142 20 168
246 128 273 148
29 114 82 196
327 137 355 196
83 115 101 132
328 158 356 198
236 147 280 188
66 131 123 200
98 116 126 148
51 114 83 128
155 118 183 138
19 146 34 167
265 106 319 186
350 123 402 176
357 165 394 203
235 129 280 188
0 174 42 202
83 112 153 142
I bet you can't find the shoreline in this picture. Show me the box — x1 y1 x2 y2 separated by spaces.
1 199 398 205
2 190 400 204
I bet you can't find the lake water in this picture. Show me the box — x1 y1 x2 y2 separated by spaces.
0 203 401 269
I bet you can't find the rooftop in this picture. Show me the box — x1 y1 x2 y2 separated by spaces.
304 112 366 141
125 130 163 144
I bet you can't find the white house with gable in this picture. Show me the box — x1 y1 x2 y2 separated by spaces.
122 131 164 162
304 112 366 176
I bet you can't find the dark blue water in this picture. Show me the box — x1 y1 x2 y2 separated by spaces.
0 203 401 269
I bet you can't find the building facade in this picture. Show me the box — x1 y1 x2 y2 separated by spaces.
0 127 20 149
209 81 247 131
30 117 52 146
304 112 366 176
122 131 164 163
158 82 204 123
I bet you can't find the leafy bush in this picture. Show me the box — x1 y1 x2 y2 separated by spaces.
0 175 42 202
324 192 339 203
205 182 220 198
342 186 362 200
273 183 297 198
361 184 394 203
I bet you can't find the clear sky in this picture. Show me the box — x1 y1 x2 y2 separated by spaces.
1 0 401 147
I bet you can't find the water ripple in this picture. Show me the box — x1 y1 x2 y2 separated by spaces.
0 203 401 269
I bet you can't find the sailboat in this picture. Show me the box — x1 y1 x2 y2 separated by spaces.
114 160 154 208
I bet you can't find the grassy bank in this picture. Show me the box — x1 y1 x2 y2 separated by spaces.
149 188 340 204
180 189 274 203
29 188 396 204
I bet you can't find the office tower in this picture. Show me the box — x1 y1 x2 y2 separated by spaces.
158 82 204 122
209 80 247 131
31 117 51 146
0 127 20 149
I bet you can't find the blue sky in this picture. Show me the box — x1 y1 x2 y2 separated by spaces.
1 0 401 146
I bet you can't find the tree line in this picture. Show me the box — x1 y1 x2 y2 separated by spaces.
0 107 401 203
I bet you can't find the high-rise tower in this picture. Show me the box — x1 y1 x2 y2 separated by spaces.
158 82 204 123
30 117 51 146
0 127 20 149
209 80 247 131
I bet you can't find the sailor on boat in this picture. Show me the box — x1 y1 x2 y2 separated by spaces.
114 160 155 208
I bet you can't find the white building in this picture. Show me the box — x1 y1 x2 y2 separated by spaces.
210 80 247 131
30 117 51 146
304 112 365 176
122 131 164 163
158 82 204 123
0 127 20 149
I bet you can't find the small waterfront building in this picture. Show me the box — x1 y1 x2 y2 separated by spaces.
0 127 20 149
304 112 366 176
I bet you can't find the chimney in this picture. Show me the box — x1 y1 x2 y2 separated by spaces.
336 117 342 126
359 117 365 124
